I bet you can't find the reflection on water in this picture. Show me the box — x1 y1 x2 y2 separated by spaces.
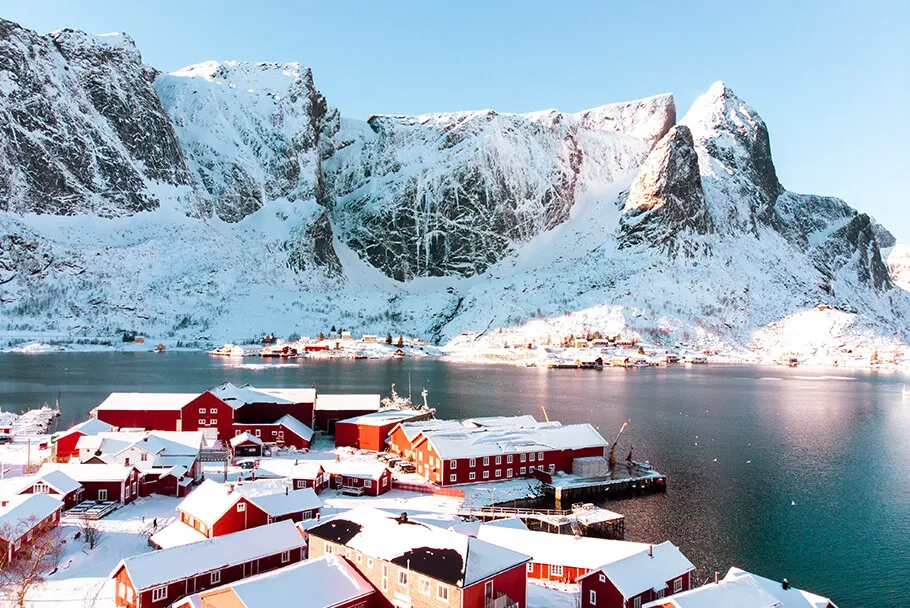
0 353 907 607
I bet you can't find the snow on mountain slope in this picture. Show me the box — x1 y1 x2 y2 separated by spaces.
155 61 339 222
0 19 190 217
886 243 910 291
322 95 675 280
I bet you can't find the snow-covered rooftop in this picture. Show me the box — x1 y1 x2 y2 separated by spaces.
175 555 373 608
176 479 241 526
579 541 694 598
116 519 306 590
420 422 608 460
474 525 649 571
38 462 135 482
338 408 431 427
398 419 465 441
56 417 113 439
92 392 198 411
246 488 322 517
324 460 390 480
449 516 528 536
230 431 262 447
209 382 298 408
396 415 543 442
257 387 317 403
0 494 63 540
23 470 82 495
274 414 314 441
315 394 381 411
149 520 208 549
288 461 324 479
307 507 529 587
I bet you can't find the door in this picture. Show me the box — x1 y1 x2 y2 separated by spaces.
97 489 108 501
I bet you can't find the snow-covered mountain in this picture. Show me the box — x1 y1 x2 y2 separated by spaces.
0 19 907 357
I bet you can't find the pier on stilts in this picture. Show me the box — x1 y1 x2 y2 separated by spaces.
456 502 626 539
541 460 667 510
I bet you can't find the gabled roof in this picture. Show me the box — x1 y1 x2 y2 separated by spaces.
474 525 649 571
324 460 390 480
149 520 208 549
307 507 529 588
19 470 82 496
315 394 381 412
421 422 608 460
338 408 431 427
175 555 372 608
246 488 322 517
230 432 263 448
288 461 325 479
37 462 136 483
257 387 317 404
176 479 243 526
578 541 694 597
0 494 63 541
92 392 198 411
275 415 314 442
209 383 316 409
114 520 306 591
56 418 114 439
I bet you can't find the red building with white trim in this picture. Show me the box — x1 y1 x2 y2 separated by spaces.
16 470 84 510
52 418 114 462
36 463 140 504
289 462 329 494
314 394 380 433
324 461 392 496
335 409 435 452
0 494 63 565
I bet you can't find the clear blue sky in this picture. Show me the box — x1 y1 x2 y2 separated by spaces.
4 1 908 241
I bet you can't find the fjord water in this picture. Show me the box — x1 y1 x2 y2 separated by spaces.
1 354 907 607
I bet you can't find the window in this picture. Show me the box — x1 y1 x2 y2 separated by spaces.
271 430 278 436
527 563 533 573
483 471 489 479
364 479 372 488
437 583 449 602
484 581 493 597
529 453 535 462
126 588 134 602
520 467 527 474
549 464 556 472
98 489 108 501
281 551 290 563
382 565 389 590
210 408 217 414
382 476 388 487
507 454 513 464
495 455 502 465
118 583 126 598
235 430 241 436
633 597 641 608
449 460 457 468
538 452 544 460
303 510 312 520
656 589 665 599
151 586 167 602
419 452 424 461
469 472 476 481
589 590 597 605
367 558 374 568
469 458 476 467
237 502 246 512
483 457 489 465
297 480 305 489
199 408 206 414
495 469 501 478
254 429 261 437
199 419 206 425
209 419 217 425
34 482 48 494
419 577 431 595
450 474 457 482
507 469 513 478
398 569 409 586
520 453 527 462
356 553 362 564
211 571 221 584
674 578 683 593
529 465 536 472
325 542 333 554
599 574 605 583
551 565 564 577
140 452 148 461
132 482 138 495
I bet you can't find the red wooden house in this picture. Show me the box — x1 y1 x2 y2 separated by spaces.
231 414 314 450
17 470 84 510
230 432 263 457
52 418 114 462
247 488 322 524
289 462 329 494
324 461 392 496
170 555 375 608
334 408 435 452
175 480 269 539
112 520 307 608
314 394 380 433
579 542 695 608
36 463 140 505
0 494 63 565
91 392 198 433
307 507 530 608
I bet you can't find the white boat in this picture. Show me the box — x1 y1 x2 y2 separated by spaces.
209 344 245 357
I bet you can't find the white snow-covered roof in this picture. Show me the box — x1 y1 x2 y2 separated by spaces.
246 488 322 517
208 382 292 408
579 541 694 598
230 432 263 448
324 460 389 480
176 479 241 526
37 462 135 482
92 392 198 411
149 520 208 549
175 555 372 608
450 516 528 536
288 461 325 479
396 415 544 443
0 494 63 540
315 394 381 412
474 525 648 571
116 520 306 591
257 387 317 403
421 422 608 460
56 418 113 439
465 415 540 428
307 507 529 587
397 419 465 441
644 567 837 608
338 409 429 427
275 415 314 441
21 470 82 495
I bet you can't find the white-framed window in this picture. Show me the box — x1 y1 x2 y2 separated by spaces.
325 542 333 554
199 408 206 414
589 589 597 605
450 474 457 482
551 565 564 577
469 472 476 480
34 482 49 494
419 577 431 595
140 452 148 461
303 510 312 520
356 553 362 564
235 430 241 436
210 408 217 414
549 464 556 472
367 557 374 568
483 456 490 465
382 564 389 590
98 489 108 501
674 578 683 593
199 419 206 425
255 429 261 437
237 502 246 512
437 583 449 602
599 573 605 583
398 569 408 586
118 583 126 598
281 551 290 563
209 419 217 425
520 453 527 462
507 469 513 478
527 563 533 573
520 467 527 474
633 597 641 608
151 586 167 602
297 480 305 488
271 430 277 436
656 589 665 599
419 452 424 461
507 454 513 464
529 453 535 462
382 476 388 487
126 588 133 602
449 460 457 468
211 570 221 584
132 482 137 495
495 455 502 465
364 479 372 488
495 469 501 478
469 458 476 467
483 471 489 479
529 465 536 472
537 451 544 460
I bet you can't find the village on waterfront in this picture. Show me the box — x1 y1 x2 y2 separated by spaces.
0 380 842 608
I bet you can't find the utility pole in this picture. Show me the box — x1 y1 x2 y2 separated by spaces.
27 437 31 473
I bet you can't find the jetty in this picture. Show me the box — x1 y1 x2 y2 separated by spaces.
541 460 666 509
456 502 626 539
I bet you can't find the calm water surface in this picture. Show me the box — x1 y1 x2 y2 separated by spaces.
0 353 907 607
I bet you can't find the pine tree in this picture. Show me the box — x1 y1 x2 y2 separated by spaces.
397 335 404 348
318 331 325 341
385 332 393 344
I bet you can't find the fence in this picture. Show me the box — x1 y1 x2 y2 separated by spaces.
392 481 465 499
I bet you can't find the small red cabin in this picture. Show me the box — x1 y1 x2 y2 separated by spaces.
17 470 84 510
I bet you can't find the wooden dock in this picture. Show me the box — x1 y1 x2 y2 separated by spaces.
542 460 667 509
456 503 626 539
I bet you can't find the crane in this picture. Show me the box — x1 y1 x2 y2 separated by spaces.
608 420 629 469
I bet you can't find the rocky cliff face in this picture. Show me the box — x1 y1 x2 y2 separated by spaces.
0 19 189 217
322 96 675 280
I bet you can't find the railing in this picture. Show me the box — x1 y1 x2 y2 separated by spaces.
458 505 573 517
484 592 519 608
391 481 465 498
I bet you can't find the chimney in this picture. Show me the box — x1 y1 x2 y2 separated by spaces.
782 579 789 590
648 545 653 558
714 572 719 584
398 512 408 524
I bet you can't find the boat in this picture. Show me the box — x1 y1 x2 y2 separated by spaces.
260 345 298 358
210 343 244 357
